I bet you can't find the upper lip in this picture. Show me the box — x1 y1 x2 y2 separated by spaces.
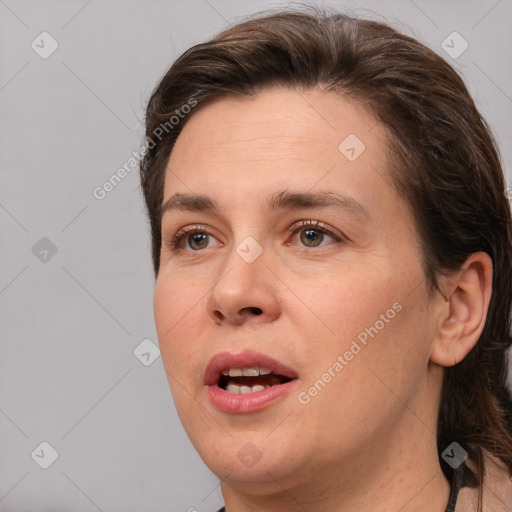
204 350 299 386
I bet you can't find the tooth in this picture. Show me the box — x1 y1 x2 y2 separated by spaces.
224 383 270 394
242 366 259 377
226 384 241 394
259 366 272 375
221 369 229 376
229 368 243 377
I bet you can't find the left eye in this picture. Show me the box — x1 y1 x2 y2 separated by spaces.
287 221 341 248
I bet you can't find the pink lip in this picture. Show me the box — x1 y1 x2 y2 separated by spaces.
204 350 300 414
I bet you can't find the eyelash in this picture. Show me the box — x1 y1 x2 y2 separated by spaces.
167 220 344 251
169 224 210 250
286 220 343 247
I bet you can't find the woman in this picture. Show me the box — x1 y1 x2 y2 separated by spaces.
140 7 512 511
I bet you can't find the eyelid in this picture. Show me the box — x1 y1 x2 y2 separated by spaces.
165 219 346 252
167 223 219 250
286 219 345 244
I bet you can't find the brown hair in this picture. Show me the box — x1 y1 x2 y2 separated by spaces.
140 6 512 507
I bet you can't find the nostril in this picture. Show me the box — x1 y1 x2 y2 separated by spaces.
249 307 263 315
213 310 224 323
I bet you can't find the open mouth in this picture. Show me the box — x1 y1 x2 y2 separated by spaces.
205 351 299 413
217 366 294 394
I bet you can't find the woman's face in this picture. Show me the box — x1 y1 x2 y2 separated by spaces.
154 88 442 490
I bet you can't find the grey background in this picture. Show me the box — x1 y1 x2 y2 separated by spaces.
0 0 510 510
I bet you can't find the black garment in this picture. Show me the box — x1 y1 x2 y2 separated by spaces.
215 464 465 512
444 463 465 512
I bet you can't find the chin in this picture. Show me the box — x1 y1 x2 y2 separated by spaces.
192 428 302 484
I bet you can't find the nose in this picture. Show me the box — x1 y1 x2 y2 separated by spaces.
206 242 281 326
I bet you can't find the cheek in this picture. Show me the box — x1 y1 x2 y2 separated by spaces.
294 262 429 388
293 266 399 346
153 277 210 428
153 275 205 374
296 286 431 440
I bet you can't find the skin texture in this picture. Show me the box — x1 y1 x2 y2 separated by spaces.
153 88 493 511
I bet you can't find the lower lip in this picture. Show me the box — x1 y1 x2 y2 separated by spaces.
206 379 299 413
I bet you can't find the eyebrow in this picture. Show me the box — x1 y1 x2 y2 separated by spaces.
160 190 371 221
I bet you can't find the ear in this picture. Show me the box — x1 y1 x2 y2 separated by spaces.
430 252 493 367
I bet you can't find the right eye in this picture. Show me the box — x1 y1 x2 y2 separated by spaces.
168 224 221 252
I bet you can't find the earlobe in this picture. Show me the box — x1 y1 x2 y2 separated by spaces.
430 252 493 367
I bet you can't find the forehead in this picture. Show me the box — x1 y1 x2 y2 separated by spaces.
164 87 392 214
170 87 384 163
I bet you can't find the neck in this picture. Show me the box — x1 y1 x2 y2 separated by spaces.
221 448 450 512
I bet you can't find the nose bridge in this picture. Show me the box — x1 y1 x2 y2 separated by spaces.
206 233 280 325
216 232 267 299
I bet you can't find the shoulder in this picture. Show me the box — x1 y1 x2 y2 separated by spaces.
456 449 512 512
